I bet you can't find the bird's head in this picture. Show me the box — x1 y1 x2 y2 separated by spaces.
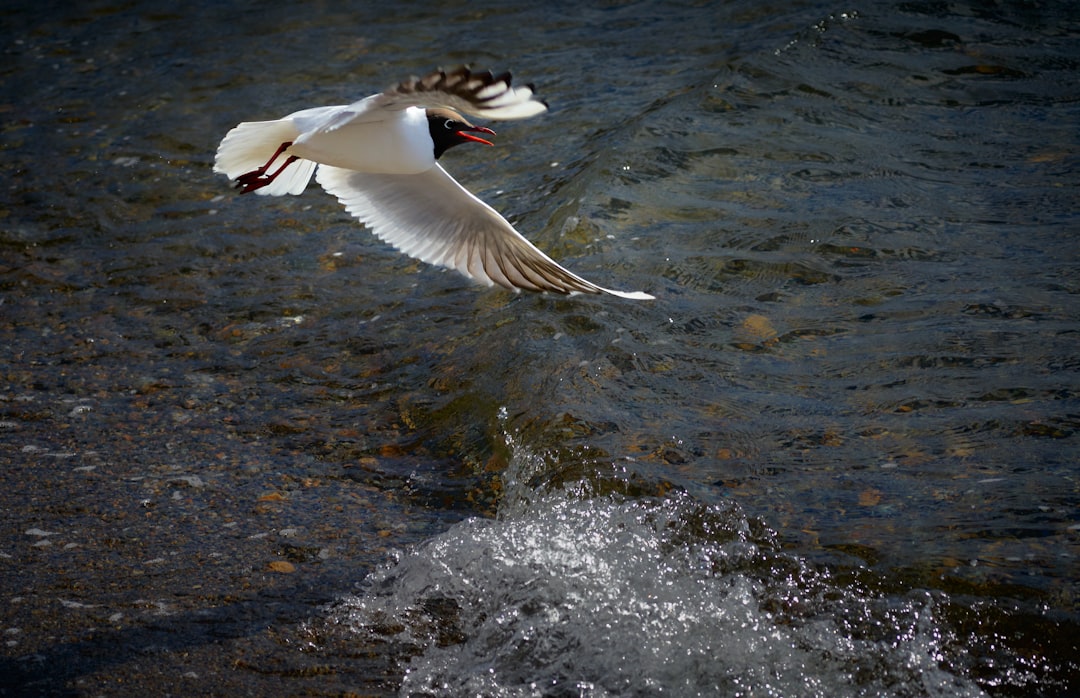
427 108 496 159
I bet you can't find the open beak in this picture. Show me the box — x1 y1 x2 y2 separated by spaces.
459 125 496 147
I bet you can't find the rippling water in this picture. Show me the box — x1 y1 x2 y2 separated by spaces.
2 0 1078 695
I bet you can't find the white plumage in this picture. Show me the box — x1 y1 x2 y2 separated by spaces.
213 66 653 300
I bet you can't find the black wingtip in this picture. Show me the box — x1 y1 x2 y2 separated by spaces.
522 82 549 109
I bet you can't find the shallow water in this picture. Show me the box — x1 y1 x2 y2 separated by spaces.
2 0 1078 696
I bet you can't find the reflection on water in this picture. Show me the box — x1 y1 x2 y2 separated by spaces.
2 0 1078 695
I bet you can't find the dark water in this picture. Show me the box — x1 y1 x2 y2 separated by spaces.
2 0 1078 695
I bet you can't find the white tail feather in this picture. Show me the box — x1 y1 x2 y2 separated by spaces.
213 119 316 196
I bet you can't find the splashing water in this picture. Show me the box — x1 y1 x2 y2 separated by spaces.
317 439 988 697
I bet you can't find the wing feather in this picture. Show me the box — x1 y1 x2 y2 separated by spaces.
379 66 548 121
315 164 652 298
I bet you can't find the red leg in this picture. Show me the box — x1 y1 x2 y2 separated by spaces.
233 141 298 194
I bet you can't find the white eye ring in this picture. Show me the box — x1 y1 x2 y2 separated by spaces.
444 120 455 129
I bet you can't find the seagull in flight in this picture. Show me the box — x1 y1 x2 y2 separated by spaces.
213 66 653 299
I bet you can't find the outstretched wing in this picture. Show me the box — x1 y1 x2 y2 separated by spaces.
383 66 549 120
307 66 548 134
316 163 653 299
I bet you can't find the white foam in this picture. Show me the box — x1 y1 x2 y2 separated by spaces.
321 446 987 697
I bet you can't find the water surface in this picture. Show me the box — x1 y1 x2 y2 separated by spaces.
2 0 1077 695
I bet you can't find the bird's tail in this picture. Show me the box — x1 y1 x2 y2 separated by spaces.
213 119 317 196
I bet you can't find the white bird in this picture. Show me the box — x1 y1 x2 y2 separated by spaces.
213 66 653 300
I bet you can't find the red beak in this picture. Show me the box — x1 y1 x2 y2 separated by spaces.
459 125 496 147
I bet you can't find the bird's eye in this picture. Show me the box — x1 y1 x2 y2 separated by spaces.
444 119 456 130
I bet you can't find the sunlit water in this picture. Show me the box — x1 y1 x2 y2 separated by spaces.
2 0 1077 696
317 433 990 697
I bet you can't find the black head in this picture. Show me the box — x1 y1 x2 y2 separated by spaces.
427 108 496 159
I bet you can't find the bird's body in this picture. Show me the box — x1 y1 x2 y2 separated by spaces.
213 67 653 299
292 104 434 174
